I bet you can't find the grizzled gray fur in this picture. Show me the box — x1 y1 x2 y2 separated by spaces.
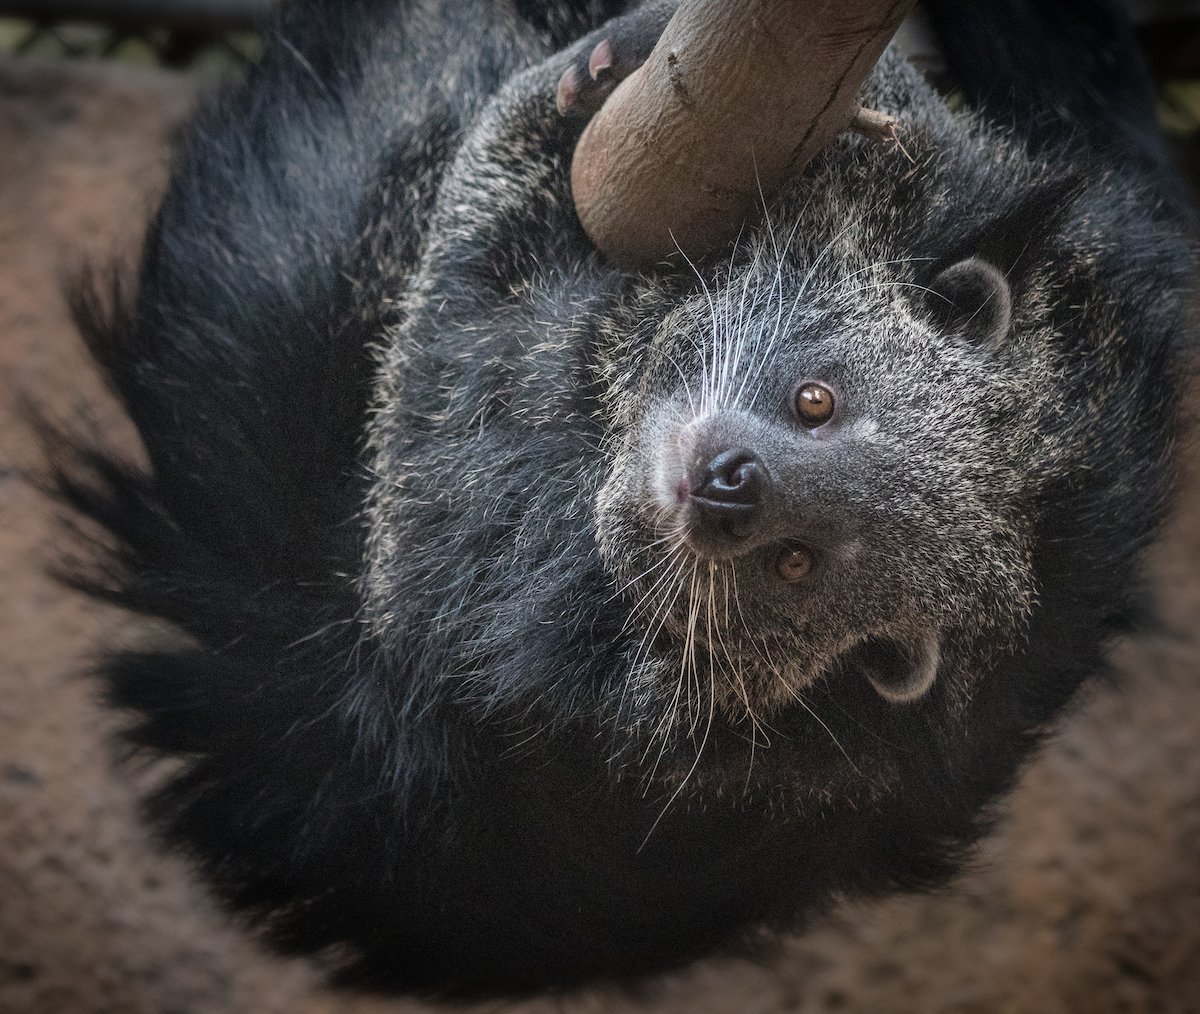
59 0 1195 998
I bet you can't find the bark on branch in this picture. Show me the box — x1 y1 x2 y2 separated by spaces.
570 0 917 268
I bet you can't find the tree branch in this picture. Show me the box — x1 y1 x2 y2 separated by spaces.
570 0 917 268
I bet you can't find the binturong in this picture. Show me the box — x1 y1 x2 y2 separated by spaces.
52 0 1195 999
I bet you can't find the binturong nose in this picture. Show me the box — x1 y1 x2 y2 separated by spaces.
689 447 765 541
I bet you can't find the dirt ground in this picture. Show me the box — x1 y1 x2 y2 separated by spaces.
2 55 1200 1014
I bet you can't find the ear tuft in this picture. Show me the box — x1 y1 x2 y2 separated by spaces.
927 257 1012 346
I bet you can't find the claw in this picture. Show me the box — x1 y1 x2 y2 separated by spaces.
588 38 615 80
556 64 583 116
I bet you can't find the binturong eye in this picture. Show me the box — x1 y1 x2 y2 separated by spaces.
794 382 835 428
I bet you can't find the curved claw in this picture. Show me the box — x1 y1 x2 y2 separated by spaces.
588 37 615 80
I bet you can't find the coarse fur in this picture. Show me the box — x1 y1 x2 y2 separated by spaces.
55 0 1195 998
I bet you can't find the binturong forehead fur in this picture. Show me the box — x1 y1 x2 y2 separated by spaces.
362 47 1188 805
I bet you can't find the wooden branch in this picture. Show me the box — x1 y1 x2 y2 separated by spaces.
849 105 900 144
570 0 917 268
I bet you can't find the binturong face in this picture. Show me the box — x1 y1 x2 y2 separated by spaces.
575 43 1188 809
596 223 1040 728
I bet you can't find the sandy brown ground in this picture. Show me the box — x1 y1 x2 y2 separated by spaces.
2 56 1200 1014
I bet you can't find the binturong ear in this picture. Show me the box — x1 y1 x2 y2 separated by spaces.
927 256 1012 346
857 633 941 704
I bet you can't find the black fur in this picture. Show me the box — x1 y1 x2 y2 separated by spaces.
57 0 1194 998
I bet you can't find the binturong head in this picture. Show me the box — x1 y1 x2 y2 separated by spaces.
597 231 1036 721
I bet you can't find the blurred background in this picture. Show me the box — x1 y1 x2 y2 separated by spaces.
2 2 1200 1012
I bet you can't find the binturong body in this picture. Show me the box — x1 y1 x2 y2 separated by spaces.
59 0 1195 998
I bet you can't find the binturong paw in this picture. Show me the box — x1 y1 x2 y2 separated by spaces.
556 0 679 117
